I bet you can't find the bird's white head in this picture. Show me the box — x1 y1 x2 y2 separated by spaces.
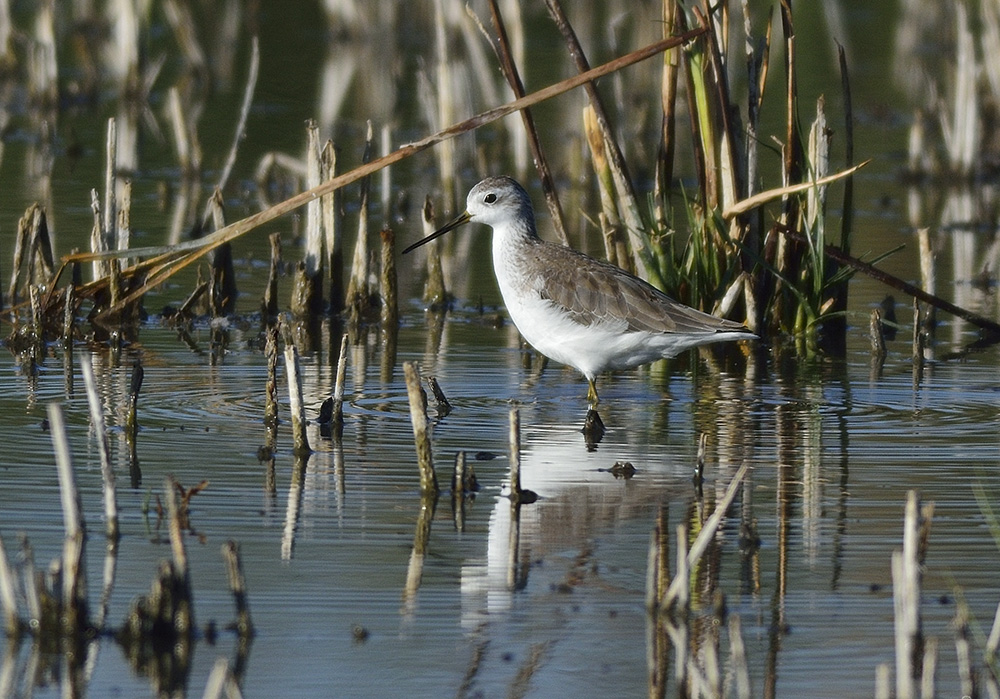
402 176 537 255
464 177 535 234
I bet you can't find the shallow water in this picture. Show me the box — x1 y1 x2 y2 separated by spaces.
2 313 999 697
1 1 999 697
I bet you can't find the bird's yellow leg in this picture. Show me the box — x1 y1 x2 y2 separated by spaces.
587 379 600 408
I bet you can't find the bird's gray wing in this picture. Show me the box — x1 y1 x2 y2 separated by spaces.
531 245 748 335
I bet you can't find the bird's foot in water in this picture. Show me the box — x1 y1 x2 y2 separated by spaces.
586 379 600 409
582 408 605 448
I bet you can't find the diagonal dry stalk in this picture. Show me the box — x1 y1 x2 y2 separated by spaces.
723 161 869 219
53 25 708 323
546 0 661 286
483 0 569 246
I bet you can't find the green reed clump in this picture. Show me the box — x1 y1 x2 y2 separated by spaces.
588 0 858 355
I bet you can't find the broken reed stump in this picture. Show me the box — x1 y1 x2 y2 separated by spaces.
206 189 237 317
262 231 281 323
118 179 132 263
263 324 279 434
403 361 438 496
870 308 887 357
420 196 448 309
426 375 451 417
507 406 536 504
48 403 90 638
954 605 976 699
80 357 120 541
379 226 399 381
380 227 398 330
283 342 312 456
291 120 325 318
345 122 376 323
104 118 118 256
8 203 55 309
892 490 934 699
330 332 349 434
508 406 523 498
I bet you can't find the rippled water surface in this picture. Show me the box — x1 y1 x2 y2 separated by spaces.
1 1 999 697
2 315 999 698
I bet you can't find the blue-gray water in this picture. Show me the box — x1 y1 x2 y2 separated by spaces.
3 319 999 697
1 1 999 697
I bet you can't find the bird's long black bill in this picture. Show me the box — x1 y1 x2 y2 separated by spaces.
401 210 472 254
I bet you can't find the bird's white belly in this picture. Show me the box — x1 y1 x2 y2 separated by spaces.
496 273 669 378
493 246 731 379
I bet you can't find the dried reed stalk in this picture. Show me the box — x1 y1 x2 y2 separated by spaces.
486 0 568 246
419 196 447 307
380 227 398 329
292 120 324 317
80 358 119 541
892 493 922 699
48 403 88 635
344 122 375 320
283 344 312 456
331 333 349 430
403 361 438 495
545 0 658 285
661 464 748 610
508 406 522 500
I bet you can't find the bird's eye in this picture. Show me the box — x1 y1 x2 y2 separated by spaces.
484 193 497 204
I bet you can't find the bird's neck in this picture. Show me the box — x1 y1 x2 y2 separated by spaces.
491 217 539 248
491 218 540 294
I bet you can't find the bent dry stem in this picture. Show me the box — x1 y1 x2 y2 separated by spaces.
403 362 438 496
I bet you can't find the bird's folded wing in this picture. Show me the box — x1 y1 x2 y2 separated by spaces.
534 248 747 335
